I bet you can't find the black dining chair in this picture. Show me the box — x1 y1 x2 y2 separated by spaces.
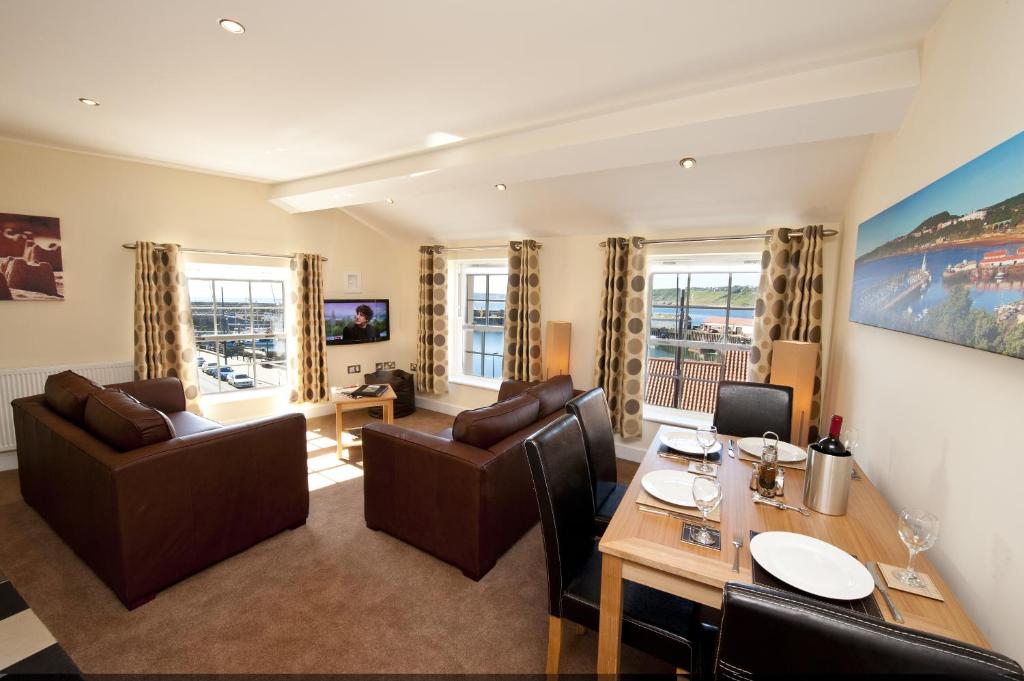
712 381 793 442
524 414 712 677
714 582 1023 679
565 388 625 534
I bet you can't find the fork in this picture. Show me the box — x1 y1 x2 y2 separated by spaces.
727 439 737 459
731 533 744 572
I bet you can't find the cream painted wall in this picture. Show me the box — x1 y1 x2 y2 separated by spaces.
0 139 418 423
823 0 1024 660
426 224 842 462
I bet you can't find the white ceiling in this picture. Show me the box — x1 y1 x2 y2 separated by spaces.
346 136 872 241
0 0 948 239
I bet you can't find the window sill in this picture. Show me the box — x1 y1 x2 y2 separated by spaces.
643 404 712 430
199 386 289 405
449 375 501 391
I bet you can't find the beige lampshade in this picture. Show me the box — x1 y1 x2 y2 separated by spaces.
770 340 819 446
544 321 572 379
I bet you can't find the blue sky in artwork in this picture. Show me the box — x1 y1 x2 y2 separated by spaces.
856 129 1024 258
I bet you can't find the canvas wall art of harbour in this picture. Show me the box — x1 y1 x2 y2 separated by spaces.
850 130 1024 360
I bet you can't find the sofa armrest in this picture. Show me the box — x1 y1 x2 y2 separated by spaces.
106 377 186 414
108 413 309 605
362 423 496 576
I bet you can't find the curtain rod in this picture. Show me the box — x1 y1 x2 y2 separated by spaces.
435 243 543 252
121 243 328 262
598 230 838 247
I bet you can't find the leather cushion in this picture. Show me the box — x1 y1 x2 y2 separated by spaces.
43 370 103 424
528 375 574 417
497 379 533 402
83 389 176 452
167 411 221 437
452 392 540 449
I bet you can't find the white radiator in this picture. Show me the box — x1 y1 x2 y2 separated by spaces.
0 361 134 452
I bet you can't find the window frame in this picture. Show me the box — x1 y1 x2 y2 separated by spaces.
187 271 290 397
645 254 760 418
448 259 507 388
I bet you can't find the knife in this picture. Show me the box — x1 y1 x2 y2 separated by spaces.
751 493 811 516
868 561 904 623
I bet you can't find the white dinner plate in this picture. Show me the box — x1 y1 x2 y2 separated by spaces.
749 531 874 600
737 437 807 463
658 428 722 455
640 470 698 508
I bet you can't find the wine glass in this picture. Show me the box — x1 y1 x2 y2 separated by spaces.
841 427 860 454
691 476 723 546
896 508 940 588
695 425 718 474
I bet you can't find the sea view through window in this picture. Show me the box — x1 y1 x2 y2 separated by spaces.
646 263 759 415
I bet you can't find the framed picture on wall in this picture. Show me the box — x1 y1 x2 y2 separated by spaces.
849 130 1024 360
0 213 64 301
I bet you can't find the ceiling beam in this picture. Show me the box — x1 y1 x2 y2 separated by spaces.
269 50 919 214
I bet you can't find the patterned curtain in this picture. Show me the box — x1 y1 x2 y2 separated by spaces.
133 242 201 413
594 236 647 439
289 253 328 403
416 246 448 395
749 225 825 439
503 240 543 381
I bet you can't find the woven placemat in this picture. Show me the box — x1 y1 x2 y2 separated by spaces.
748 530 883 619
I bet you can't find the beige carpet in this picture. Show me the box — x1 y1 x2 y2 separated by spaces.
0 409 665 674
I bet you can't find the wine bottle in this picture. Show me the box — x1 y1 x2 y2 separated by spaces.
811 415 849 456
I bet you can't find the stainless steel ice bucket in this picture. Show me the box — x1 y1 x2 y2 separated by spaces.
802 446 852 515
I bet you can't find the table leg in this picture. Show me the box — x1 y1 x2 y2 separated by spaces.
384 400 394 424
597 554 624 674
336 405 346 461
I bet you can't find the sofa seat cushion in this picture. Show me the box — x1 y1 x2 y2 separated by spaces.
167 411 221 437
44 370 103 424
452 393 540 449
83 389 175 452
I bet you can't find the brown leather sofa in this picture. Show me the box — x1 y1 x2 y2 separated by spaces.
362 375 576 580
12 371 309 609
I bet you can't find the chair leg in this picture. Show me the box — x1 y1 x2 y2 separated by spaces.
546 615 566 675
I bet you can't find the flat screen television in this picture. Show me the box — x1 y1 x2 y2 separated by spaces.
325 299 390 345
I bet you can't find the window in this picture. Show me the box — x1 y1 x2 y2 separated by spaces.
645 255 760 416
450 260 507 383
186 262 290 395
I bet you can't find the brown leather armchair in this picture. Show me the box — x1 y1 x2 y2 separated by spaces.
12 372 309 609
362 375 576 580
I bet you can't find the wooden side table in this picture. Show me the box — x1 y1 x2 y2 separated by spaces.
331 386 397 460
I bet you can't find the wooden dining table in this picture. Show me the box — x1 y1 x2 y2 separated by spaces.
596 425 989 674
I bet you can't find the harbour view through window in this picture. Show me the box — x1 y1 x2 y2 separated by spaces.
450 260 507 382
646 260 760 415
187 264 290 394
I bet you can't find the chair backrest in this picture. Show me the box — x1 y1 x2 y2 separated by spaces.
523 414 596 616
715 582 1023 679
565 388 617 494
712 381 793 442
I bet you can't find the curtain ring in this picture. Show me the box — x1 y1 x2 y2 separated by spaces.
631 236 646 250
509 241 523 252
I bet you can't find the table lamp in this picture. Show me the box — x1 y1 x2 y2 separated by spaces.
769 340 818 446
544 321 571 379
